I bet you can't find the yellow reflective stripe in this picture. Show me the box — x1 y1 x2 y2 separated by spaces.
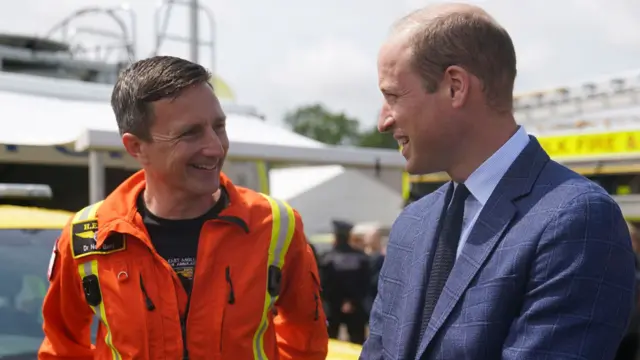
402 172 410 200
399 144 410 200
77 260 121 360
256 161 270 195
253 194 296 360
72 200 104 222
69 201 105 258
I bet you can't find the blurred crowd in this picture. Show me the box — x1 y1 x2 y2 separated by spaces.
313 220 387 345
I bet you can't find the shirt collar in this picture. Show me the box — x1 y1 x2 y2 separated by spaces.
462 126 530 205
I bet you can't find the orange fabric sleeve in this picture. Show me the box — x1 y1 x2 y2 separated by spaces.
273 211 329 360
38 223 95 359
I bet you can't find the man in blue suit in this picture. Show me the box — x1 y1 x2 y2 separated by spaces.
360 3 637 360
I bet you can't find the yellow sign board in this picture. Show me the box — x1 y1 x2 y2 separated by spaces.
538 130 640 158
406 130 640 184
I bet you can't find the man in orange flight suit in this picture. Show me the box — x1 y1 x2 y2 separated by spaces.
39 56 329 359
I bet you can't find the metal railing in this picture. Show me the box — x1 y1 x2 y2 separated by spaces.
43 4 137 65
514 72 640 133
152 0 217 80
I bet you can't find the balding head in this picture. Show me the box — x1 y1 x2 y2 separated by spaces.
392 3 496 32
389 2 517 113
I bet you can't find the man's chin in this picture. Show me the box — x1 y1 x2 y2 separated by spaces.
187 177 221 196
404 161 421 175
405 160 438 176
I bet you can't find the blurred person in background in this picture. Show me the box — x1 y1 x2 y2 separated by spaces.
360 226 386 316
362 226 386 257
616 221 640 360
349 231 366 252
319 220 371 344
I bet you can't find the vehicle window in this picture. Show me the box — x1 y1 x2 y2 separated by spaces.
0 229 58 358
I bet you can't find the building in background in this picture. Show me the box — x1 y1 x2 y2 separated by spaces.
0 3 405 214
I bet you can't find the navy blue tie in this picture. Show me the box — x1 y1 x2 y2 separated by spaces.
418 182 470 342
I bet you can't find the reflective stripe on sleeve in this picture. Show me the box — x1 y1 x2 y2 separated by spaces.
73 201 104 223
252 195 296 360
77 259 122 360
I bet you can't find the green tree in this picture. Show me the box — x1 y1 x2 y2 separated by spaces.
357 125 398 149
283 104 361 145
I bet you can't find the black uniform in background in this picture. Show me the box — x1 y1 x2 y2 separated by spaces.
365 252 385 317
319 220 371 345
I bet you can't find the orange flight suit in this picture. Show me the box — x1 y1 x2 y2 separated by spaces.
39 171 328 359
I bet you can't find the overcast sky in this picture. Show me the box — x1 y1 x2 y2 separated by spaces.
2 0 640 129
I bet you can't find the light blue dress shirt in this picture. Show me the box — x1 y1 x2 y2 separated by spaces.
455 126 530 257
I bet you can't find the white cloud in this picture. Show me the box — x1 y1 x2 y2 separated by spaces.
269 40 374 95
517 42 552 73
267 39 381 124
2 0 640 129
571 0 640 46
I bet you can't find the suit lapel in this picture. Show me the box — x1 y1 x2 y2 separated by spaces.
415 135 550 358
409 183 453 269
400 183 452 354
408 183 452 274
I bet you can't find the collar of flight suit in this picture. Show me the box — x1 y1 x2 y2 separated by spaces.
92 169 252 249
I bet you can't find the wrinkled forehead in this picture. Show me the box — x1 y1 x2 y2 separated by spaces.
152 83 226 129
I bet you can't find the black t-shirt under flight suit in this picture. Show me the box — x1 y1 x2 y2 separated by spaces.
136 189 228 359
136 188 228 296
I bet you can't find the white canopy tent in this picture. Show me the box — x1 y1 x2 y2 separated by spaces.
270 165 403 235
0 75 325 148
0 72 406 203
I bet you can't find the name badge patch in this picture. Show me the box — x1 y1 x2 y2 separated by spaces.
71 220 126 259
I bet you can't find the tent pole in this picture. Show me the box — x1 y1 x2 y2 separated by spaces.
89 150 106 203
189 0 199 63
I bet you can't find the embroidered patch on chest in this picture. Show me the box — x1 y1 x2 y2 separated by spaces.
70 220 126 259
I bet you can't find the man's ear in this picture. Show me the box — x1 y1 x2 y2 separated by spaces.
443 65 470 109
122 133 150 165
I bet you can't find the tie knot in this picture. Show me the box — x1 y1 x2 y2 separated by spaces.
452 183 470 204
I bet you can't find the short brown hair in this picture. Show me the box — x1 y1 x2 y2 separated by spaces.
394 7 517 112
111 56 211 140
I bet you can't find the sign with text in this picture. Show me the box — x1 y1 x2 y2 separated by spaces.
538 130 640 158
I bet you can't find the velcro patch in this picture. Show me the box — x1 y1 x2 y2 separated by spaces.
70 220 126 259
47 239 58 281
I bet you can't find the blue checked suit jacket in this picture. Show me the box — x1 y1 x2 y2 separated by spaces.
360 136 637 360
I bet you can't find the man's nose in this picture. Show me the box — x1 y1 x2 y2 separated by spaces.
378 104 394 133
202 128 225 157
